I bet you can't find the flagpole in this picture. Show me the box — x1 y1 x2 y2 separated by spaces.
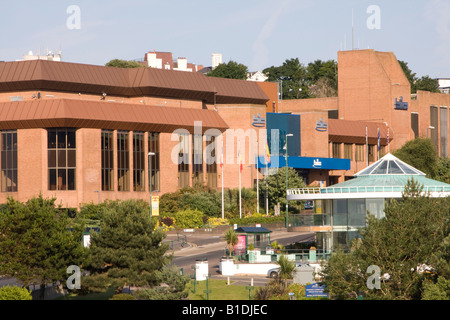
238 141 242 219
221 143 224 220
265 141 269 216
256 140 259 214
366 126 369 166
377 127 380 160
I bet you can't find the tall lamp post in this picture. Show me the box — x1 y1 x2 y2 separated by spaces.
148 152 155 218
285 133 293 228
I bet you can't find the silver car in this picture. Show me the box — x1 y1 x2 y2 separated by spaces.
267 262 309 278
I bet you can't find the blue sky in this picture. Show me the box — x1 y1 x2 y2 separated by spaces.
1 0 450 78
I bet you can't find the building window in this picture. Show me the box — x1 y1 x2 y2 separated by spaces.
206 135 217 189
178 133 190 188
148 133 160 191
332 142 342 158
192 134 203 185
344 143 353 160
1 130 18 192
101 130 114 191
355 144 364 162
368 145 376 162
133 132 145 191
117 131 129 191
48 128 76 190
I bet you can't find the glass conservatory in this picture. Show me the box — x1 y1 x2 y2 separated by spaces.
287 154 450 251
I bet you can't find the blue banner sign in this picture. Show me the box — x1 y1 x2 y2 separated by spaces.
305 283 328 298
394 97 408 110
257 156 350 171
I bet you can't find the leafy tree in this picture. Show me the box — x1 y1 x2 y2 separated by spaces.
260 167 306 213
398 60 417 89
422 277 450 300
0 196 87 300
398 60 439 93
305 59 338 97
207 60 249 80
393 138 439 178
264 58 310 99
179 191 222 217
414 75 440 93
436 157 450 184
319 179 450 300
83 200 172 293
105 59 144 68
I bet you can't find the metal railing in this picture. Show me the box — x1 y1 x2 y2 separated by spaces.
288 185 450 195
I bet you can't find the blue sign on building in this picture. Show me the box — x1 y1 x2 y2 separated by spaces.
394 97 408 110
305 283 328 298
256 156 351 171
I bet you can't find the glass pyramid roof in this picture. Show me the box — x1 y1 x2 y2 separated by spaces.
354 153 426 176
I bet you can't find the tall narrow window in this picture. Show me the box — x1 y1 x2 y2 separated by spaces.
48 128 76 190
133 132 145 191
178 133 190 188
148 132 160 191
192 134 203 185
344 143 353 160
1 130 18 192
355 144 364 162
206 135 217 189
101 130 114 191
117 131 129 191
368 145 376 162
332 142 342 158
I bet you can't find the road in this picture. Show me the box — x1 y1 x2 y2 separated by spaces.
169 230 315 284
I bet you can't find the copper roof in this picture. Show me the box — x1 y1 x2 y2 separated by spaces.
0 60 269 104
0 98 228 133
328 119 392 145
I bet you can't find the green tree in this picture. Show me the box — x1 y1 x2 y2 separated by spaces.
260 167 306 213
105 59 144 68
414 76 440 93
207 60 249 80
264 58 310 99
305 59 338 97
83 200 172 293
398 60 417 89
398 60 439 93
0 196 87 300
393 137 439 178
436 157 450 184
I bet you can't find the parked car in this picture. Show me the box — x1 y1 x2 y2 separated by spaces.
267 262 309 278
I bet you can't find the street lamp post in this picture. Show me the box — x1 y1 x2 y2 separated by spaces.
285 134 293 228
148 152 155 218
